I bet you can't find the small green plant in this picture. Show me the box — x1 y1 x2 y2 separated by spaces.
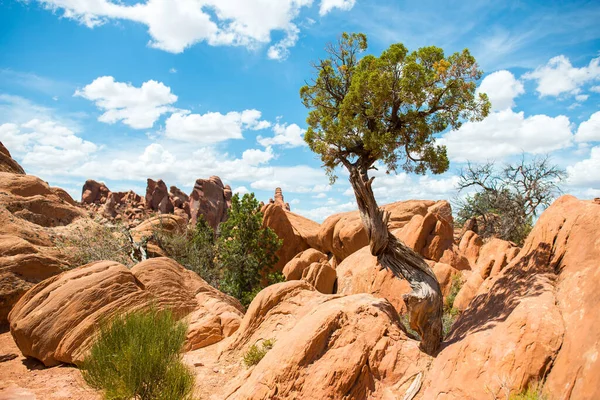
154 215 220 287
442 274 463 338
243 338 276 367
81 308 196 400
400 314 421 340
56 222 135 268
509 384 547 400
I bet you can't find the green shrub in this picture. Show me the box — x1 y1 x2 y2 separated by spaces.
81 308 195 400
243 338 276 367
217 193 282 307
56 222 135 268
442 274 463 338
154 216 220 287
509 384 547 400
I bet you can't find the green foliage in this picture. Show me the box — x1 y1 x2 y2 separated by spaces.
509 384 547 400
217 193 282 307
442 274 463 338
243 339 276 367
81 308 195 400
301 32 490 182
56 222 135 268
154 215 220 287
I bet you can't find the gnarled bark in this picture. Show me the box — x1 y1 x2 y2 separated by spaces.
348 167 443 354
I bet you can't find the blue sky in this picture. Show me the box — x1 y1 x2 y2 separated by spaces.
1 0 599 221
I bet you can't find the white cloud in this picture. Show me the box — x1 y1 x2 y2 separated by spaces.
233 186 250 195
575 111 600 143
164 109 270 143
35 0 352 58
250 165 329 193
591 86 600 93
319 0 356 15
0 119 97 173
75 76 177 129
257 122 306 148
567 146 600 186
523 55 600 97
312 192 327 199
290 198 300 204
241 146 274 165
477 70 524 111
169 68 177 74
439 109 573 162
575 94 589 102
295 201 356 222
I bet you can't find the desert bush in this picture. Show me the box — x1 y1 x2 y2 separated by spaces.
509 384 547 400
80 308 195 400
56 222 136 268
217 193 282 307
153 216 220 287
243 338 276 367
442 274 463 337
456 155 565 245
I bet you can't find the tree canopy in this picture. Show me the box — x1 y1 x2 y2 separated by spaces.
301 32 490 182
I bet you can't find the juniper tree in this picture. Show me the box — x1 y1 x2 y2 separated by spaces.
300 33 490 353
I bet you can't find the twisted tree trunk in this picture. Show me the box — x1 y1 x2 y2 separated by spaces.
348 166 443 354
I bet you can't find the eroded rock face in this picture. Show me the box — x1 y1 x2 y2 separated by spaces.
8 257 243 367
81 180 110 204
189 176 232 231
0 142 25 175
130 214 187 257
267 187 290 211
424 196 600 400
317 200 452 262
0 172 87 323
145 178 173 214
222 281 431 400
262 204 320 271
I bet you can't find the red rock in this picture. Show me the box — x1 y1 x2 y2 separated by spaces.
189 176 231 230
267 187 290 211
145 178 173 214
301 261 336 294
262 204 320 272
8 258 243 366
282 248 328 281
81 180 109 204
0 141 25 175
222 281 431 399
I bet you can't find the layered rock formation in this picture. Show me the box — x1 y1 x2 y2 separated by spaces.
8 257 244 366
266 187 290 211
0 142 25 175
189 176 232 230
0 169 86 324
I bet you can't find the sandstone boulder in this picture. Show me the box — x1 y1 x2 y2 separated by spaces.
262 204 320 271
267 187 290 211
130 214 187 257
81 180 109 204
282 248 328 281
8 258 244 366
424 196 600 400
301 261 336 294
222 281 431 400
317 200 452 262
0 141 25 175
189 176 232 230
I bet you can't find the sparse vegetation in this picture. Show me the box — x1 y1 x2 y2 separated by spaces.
80 308 195 400
442 274 463 338
157 193 283 307
457 155 565 245
56 222 136 268
243 338 276 367
509 386 547 400
153 215 220 287
217 193 282 307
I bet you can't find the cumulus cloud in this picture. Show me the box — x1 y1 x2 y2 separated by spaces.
567 146 600 186
294 201 356 222
164 109 270 143
0 119 97 173
477 70 524 111
35 0 352 58
575 111 600 143
319 0 356 16
74 76 177 129
523 55 600 97
257 122 305 148
439 109 573 162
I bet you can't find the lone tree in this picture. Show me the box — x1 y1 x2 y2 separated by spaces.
457 154 566 245
300 33 490 354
